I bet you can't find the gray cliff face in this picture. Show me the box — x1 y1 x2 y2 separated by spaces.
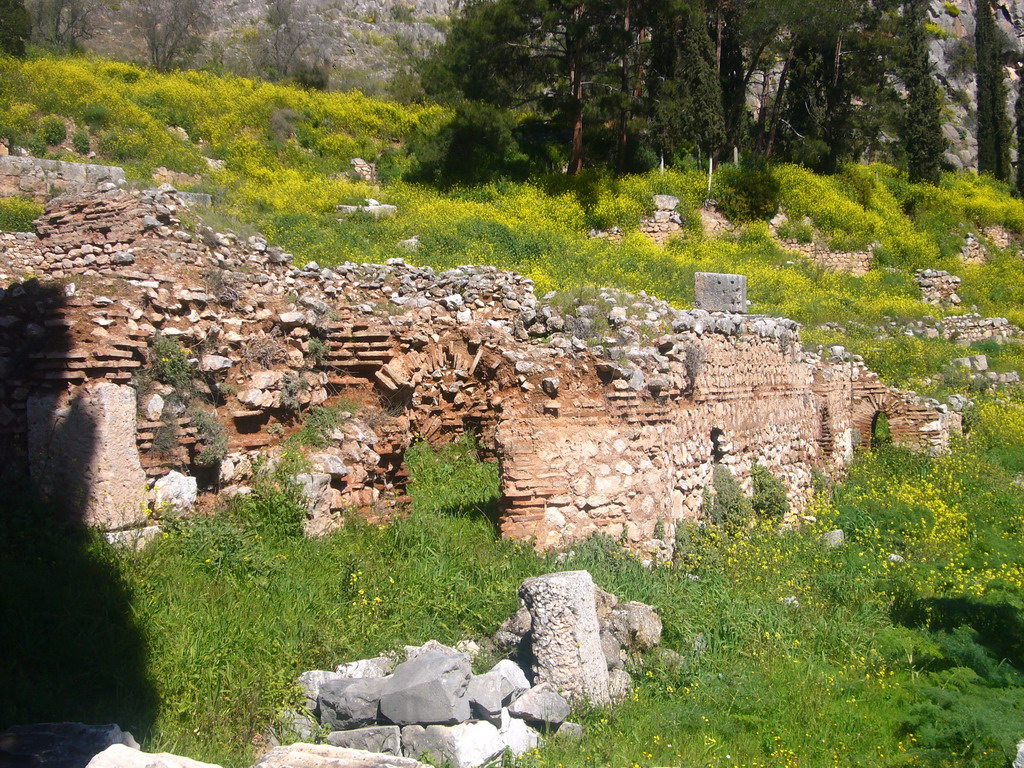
930 0 1024 171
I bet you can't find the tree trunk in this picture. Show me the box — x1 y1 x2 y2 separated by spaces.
615 0 632 172
567 12 585 175
765 42 796 157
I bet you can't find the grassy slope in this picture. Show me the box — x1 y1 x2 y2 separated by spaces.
5 56 1024 394
2 55 1024 767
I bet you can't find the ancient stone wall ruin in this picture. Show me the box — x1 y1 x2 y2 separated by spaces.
915 269 962 306
779 240 874 276
941 313 1020 343
0 190 959 557
0 155 127 201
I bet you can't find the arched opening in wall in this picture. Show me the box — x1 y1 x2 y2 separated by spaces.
870 411 892 449
710 428 726 463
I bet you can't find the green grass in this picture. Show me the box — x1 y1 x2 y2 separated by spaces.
4 432 1024 768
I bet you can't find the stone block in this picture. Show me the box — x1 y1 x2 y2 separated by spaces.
27 382 147 529
400 722 502 768
378 650 472 726
519 571 610 705
694 272 747 314
507 682 570 727
86 745 220 768
318 677 387 730
497 710 540 755
326 727 401 756
255 744 428 768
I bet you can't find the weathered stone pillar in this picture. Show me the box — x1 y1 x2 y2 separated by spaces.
519 570 611 705
27 381 147 529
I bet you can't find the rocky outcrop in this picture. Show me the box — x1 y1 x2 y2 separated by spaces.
86 745 220 768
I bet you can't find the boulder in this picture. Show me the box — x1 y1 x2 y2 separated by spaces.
199 355 233 372
608 669 632 702
466 675 502 720
497 711 540 756
506 682 570 727
476 659 530 705
104 525 161 551
378 651 472 726
255 743 428 768
821 529 845 548
555 722 583 740
1014 740 1024 768
0 723 139 768
494 607 531 649
400 722 502 768
402 640 468 662
299 670 346 713
153 471 197 513
326 727 401 756
318 678 387 730
518 571 611 705
85 745 219 768
334 657 395 679
144 394 164 421
608 602 662 651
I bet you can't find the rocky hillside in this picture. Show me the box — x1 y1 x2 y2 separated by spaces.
84 0 456 88
930 0 1024 170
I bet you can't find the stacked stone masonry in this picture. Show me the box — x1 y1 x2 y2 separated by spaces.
0 155 127 201
780 240 873 276
0 189 959 556
915 269 962 305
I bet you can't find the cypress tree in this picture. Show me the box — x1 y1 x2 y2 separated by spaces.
1016 64 1024 195
976 0 1012 180
0 0 31 57
901 0 946 184
648 0 725 160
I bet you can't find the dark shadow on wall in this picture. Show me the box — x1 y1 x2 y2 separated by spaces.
0 281 157 742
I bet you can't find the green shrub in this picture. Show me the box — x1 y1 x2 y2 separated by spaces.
293 404 353 448
716 160 781 222
776 219 814 244
192 408 228 468
405 101 533 187
98 129 149 161
0 196 43 232
704 464 753 528
72 129 90 155
751 463 790 520
39 115 66 146
28 132 47 157
149 336 193 391
82 103 111 128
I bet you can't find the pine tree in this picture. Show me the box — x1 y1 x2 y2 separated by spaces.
1016 65 1024 195
901 0 945 184
648 0 725 160
976 0 1012 180
0 0 31 56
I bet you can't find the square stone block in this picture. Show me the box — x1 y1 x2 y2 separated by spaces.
694 272 747 313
